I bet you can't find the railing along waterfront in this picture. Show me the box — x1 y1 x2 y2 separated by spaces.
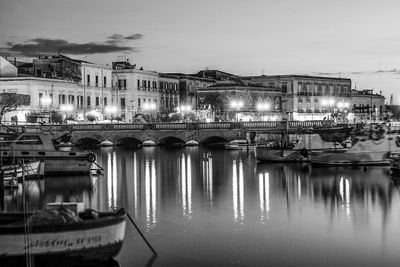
2 120 336 132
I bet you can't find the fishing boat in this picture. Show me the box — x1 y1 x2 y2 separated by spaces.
0 132 95 175
309 125 398 166
1 161 42 181
225 140 255 150
0 204 126 263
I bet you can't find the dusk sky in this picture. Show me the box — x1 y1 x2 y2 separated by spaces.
1 0 399 101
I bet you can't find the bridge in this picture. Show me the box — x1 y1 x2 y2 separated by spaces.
7 120 347 146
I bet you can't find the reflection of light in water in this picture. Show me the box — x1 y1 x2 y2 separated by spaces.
297 175 302 198
133 152 138 219
107 152 117 210
232 160 245 222
202 153 213 204
339 176 351 218
181 154 193 218
145 158 157 229
259 172 270 221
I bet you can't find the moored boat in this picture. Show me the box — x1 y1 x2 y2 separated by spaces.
225 140 255 150
309 125 398 166
0 205 126 263
0 132 95 175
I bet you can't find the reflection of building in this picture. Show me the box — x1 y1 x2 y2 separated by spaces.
351 89 385 121
112 60 159 121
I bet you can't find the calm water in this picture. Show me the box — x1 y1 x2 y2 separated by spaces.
3 146 400 267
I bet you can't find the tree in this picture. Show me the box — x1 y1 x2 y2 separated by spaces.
0 93 30 122
50 110 63 124
199 92 225 113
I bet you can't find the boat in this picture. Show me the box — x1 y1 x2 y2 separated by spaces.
0 132 95 175
1 161 42 181
0 204 126 264
225 140 255 150
309 125 398 166
255 142 309 162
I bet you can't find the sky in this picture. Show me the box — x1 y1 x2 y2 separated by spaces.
0 0 399 102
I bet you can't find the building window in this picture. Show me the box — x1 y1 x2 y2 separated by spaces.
121 98 126 108
138 98 141 107
104 97 107 106
137 80 140 90
96 97 99 107
87 96 91 107
68 95 75 105
118 79 126 90
87 74 90 86
142 80 146 88
282 84 287 93
104 76 107 87
95 75 99 87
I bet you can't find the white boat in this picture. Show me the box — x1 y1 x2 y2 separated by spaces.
0 132 95 175
1 161 42 181
225 140 255 150
309 125 397 166
0 204 126 263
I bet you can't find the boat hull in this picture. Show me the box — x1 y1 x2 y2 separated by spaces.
309 151 392 166
255 147 308 162
0 212 126 260
1 154 92 175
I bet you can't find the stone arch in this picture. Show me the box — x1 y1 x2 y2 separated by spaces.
115 137 142 147
74 137 101 147
200 135 230 144
158 136 185 145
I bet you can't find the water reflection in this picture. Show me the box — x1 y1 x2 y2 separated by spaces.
180 153 192 219
3 147 400 266
232 159 244 223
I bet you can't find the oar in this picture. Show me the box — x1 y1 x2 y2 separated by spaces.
126 212 158 255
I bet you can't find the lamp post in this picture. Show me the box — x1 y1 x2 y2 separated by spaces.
143 102 157 122
230 100 244 121
256 102 270 121
104 106 118 123
60 104 74 123
321 98 335 120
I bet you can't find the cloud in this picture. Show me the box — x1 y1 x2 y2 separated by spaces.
106 33 143 45
0 34 143 57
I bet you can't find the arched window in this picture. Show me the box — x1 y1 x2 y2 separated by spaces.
275 97 280 110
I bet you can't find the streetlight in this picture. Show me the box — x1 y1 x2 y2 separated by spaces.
230 100 244 121
40 95 52 110
256 102 270 121
60 104 74 123
321 98 335 120
143 102 157 122
104 106 118 122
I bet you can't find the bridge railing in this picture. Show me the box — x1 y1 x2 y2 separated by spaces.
3 120 336 132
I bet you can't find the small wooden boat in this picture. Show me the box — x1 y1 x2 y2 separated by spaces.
225 140 255 150
0 205 126 263
0 132 95 175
